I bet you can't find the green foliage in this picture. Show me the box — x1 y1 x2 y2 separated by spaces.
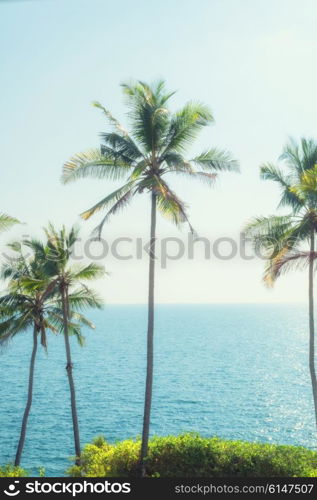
0 234 103 349
0 464 28 477
68 433 317 478
245 137 317 285
38 466 46 477
0 213 19 234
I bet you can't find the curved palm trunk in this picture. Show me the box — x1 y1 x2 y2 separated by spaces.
61 285 81 464
309 229 317 426
15 324 38 466
140 191 157 477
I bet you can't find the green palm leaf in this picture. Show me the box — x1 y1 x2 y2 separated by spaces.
0 213 19 233
190 148 239 172
80 180 136 221
62 149 132 184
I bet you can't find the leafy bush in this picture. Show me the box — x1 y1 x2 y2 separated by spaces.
68 433 317 477
0 464 28 477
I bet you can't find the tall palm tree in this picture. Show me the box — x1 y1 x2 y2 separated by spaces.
0 213 18 233
245 137 317 426
43 224 104 464
61 80 239 474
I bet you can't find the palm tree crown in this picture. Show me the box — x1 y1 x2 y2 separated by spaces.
62 80 239 235
0 240 60 349
0 237 102 350
246 138 317 283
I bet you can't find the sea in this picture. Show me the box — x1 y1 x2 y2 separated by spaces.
0 304 316 476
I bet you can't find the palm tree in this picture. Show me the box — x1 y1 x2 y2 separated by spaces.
0 213 18 233
43 224 104 464
0 237 102 466
61 80 239 474
0 240 59 466
245 137 317 426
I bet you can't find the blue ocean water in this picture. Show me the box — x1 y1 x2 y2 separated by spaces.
0 304 317 476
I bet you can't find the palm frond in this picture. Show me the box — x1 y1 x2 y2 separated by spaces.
70 311 96 330
190 148 239 172
67 323 86 346
0 311 33 347
291 165 317 209
160 151 191 171
244 215 297 254
67 288 103 311
92 101 128 135
264 250 317 286
62 149 133 184
0 213 19 233
80 180 136 221
100 132 144 162
91 190 134 239
162 102 214 154
46 311 86 346
189 171 218 186
121 80 172 153
154 178 193 232
71 263 105 282
300 137 317 170
260 162 304 211
277 136 317 182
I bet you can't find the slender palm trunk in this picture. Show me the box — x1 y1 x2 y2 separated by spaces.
140 191 157 476
61 285 81 464
15 324 38 466
309 229 317 426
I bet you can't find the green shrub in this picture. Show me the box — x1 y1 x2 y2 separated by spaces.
0 464 28 477
68 433 317 477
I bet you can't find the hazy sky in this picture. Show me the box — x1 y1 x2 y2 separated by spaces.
1 0 317 303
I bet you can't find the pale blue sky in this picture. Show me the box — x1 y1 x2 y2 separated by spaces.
1 0 317 303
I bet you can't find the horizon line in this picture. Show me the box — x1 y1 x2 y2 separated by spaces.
103 301 307 305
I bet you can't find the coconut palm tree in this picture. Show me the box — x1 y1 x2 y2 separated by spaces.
0 240 58 466
0 237 103 466
0 239 96 466
61 80 239 474
245 137 317 426
42 224 104 464
0 213 18 233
